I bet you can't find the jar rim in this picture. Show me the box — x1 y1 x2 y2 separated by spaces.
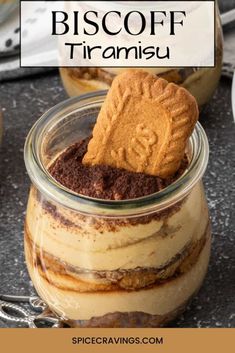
24 91 209 217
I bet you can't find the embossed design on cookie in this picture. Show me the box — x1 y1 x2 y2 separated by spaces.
129 123 158 172
101 84 131 145
152 85 198 177
83 70 198 178
85 84 131 162
111 148 133 170
111 124 158 172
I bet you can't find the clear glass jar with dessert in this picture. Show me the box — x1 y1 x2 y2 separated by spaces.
60 1 223 107
24 91 211 327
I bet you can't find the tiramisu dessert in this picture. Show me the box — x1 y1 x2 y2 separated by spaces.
24 70 211 327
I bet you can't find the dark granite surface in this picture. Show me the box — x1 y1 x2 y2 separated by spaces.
0 72 234 328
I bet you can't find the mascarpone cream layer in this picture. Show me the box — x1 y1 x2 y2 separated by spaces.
26 182 209 271
25 236 210 320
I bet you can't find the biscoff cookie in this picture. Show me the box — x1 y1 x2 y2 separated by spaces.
83 70 199 178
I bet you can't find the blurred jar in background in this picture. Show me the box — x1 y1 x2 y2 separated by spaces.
60 1 223 107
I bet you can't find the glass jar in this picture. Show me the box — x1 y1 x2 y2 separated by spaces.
24 91 211 327
59 1 223 107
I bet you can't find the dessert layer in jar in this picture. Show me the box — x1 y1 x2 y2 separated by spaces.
25 234 211 326
25 180 209 272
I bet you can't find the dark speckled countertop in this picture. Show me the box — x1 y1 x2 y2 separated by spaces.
0 72 234 328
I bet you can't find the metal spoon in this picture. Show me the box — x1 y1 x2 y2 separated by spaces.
0 294 62 328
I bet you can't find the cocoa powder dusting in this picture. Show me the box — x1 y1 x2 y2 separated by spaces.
49 138 188 200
